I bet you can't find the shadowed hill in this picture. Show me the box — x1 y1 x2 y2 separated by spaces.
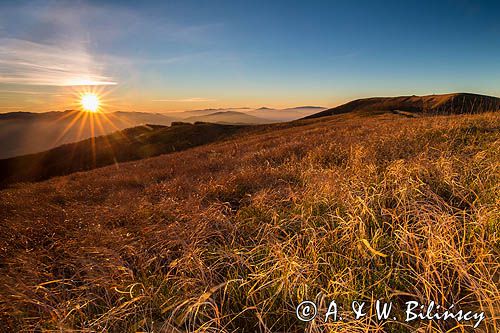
305 93 500 119
0 122 247 187
0 110 178 159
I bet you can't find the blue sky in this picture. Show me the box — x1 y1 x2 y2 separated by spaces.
0 0 499 112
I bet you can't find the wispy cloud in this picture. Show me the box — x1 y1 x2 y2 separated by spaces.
0 1 223 90
0 38 116 86
0 89 64 95
152 98 216 102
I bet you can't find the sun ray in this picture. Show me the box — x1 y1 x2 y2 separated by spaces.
89 112 97 167
55 109 81 122
94 113 120 169
68 110 90 163
53 110 86 146
98 111 133 144
76 110 90 141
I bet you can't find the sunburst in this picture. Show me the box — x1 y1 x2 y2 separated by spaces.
49 86 130 167
80 93 100 112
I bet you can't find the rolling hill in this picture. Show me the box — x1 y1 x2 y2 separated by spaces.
305 93 500 119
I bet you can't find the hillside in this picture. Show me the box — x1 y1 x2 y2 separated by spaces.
184 110 273 124
1 110 499 331
0 110 177 159
0 122 247 187
305 93 500 119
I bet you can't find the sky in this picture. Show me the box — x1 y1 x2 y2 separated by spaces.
0 0 499 113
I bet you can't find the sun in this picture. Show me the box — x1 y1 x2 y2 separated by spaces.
80 93 100 112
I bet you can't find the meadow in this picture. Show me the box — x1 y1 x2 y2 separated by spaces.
1 110 499 332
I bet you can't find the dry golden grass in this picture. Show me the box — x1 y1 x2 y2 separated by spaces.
0 111 499 332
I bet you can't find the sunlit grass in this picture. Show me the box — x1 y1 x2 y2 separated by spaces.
0 111 499 332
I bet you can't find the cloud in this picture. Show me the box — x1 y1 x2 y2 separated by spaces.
0 89 64 95
0 1 226 90
0 38 116 86
152 98 216 102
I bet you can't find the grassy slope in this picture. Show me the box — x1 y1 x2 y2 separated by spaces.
0 111 499 332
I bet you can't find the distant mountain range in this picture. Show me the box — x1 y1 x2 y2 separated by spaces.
170 106 326 121
177 107 252 117
246 106 326 121
0 106 326 158
184 111 272 125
